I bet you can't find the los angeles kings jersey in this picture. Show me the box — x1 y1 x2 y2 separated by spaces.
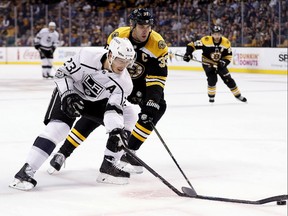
34 28 59 51
107 27 168 104
54 48 133 132
187 36 232 66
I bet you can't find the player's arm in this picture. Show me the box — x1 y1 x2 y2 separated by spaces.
104 78 133 133
54 53 84 117
218 38 232 69
183 40 201 62
145 52 168 104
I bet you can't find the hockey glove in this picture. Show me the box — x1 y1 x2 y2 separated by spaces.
107 128 129 152
128 91 143 104
61 93 84 118
140 100 160 123
218 60 228 69
34 44 41 50
183 53 192 62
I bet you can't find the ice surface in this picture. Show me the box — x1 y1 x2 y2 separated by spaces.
0 65 287 216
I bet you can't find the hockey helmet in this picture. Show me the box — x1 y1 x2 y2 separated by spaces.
108 37 136 67
211 25 222 34
129 8 154 26
48 22 56 27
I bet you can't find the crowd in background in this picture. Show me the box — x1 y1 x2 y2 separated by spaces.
0 0 287 47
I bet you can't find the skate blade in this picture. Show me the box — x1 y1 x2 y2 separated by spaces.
9 179 35 191
47 167 57 175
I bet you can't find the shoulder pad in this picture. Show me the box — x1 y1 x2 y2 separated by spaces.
107 27 130 44
201 36 214 46
145 31 168 57
220 37 231 48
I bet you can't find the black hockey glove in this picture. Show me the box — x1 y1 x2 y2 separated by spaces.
106 128 129 152
140 100 160 123
183 53 192 62
61 93 84 118
34 44 41 50
218 60 228 69
128 91 143 104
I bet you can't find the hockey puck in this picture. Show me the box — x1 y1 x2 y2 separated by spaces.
276 200 286 205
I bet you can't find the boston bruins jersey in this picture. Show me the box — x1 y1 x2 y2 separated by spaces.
54 47 133 132
187 36 232 66
107 27 168 104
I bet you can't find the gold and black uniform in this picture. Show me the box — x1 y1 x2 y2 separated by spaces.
184 33 246 102
107 26 168 150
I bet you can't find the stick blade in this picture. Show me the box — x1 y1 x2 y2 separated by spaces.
182 186 197 197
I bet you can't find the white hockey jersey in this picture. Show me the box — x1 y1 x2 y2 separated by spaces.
55 48 133 132
34 28 59 50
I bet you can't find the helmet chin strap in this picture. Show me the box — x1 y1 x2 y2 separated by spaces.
107 52 114 72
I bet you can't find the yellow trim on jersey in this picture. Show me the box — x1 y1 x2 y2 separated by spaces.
146 75 167 81
132 131 146 142
146 81 165 88
71 128 86 141
67 136 79 147
107 27 168 58
200 36 231 49
135 122 152 135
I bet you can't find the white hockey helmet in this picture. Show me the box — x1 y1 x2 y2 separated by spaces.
108 37 136 67
48 22 56 27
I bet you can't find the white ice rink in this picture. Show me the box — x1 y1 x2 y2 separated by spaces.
0 64 287 216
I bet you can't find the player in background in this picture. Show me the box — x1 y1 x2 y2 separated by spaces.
183 25 247 103
9 37 136 190
34 22 59 78
48 8 169 184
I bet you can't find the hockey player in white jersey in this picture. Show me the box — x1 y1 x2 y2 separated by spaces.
9 37 136 191
34 21 59 78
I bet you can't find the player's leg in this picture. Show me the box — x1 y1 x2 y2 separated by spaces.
204 65 218 103
9 88 75 190
48 117 101 174
97 104 138 184
218 68 247 102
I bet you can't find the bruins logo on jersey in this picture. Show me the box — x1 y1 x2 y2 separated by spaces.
128 62 145 79
210 48 222 62
158 40 166 49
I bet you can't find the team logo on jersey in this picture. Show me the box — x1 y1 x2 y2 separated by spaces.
83 75 105 98
158 40 166 49
127 62 145 79
55 69 64 78
210 48 221 62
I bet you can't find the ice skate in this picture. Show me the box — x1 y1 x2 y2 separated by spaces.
236 95 247 102
97 156 130 185
209 97 215 103
9 163 37 191
47 153 66 174
119 151 143 174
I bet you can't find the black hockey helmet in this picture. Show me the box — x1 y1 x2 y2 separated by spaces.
211 25 223 34
129 8 154 27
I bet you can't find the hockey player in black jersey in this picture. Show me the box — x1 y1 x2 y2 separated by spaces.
9 37 136 190
183 25 247 103
48 8 169 184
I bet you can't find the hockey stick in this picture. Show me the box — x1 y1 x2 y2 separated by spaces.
122 144 288 205
122 143 185 197
151 123 197 195
170 52 218 68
